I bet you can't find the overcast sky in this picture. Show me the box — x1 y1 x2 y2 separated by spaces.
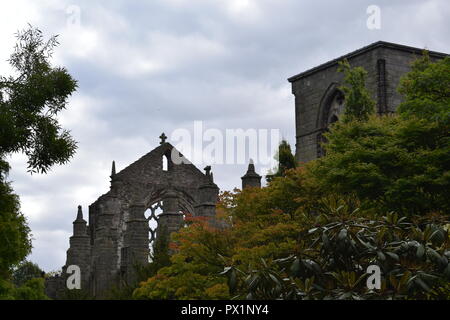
1 0 449 272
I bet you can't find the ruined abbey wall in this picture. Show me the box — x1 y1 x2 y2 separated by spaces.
289 41 447 163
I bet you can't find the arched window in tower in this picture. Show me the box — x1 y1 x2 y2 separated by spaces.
317 90 345 158
326 91 345 126
162 155 169 171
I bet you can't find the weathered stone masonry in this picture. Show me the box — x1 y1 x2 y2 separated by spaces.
47 138 262 298
288 41 447 163
46 41 448 299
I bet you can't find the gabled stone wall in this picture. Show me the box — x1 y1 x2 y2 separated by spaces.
47 141 220 298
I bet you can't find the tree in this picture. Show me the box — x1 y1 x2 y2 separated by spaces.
133 184 317 300
266 140 296 182
312 55 450 215
397 53 450 123
132 54 450 300
133 178 450 300
226 203 450 300
0 172 31 279
11 278 49 300
0 26 78 284
1 262 48 300
338 60 376 122
0 25 78 174
133 215 233 300
12 260 44 287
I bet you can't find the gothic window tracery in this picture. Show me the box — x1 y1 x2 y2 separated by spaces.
145 201 163 244
326 91 345 125
317 90 345 158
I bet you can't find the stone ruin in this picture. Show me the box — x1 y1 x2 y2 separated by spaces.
45 136 261 298
46 41 448 298
288 41 447 162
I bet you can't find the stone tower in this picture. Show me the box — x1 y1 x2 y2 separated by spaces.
195 166 220 218
241 160 262 189
66 206 91 290
288 41 448 163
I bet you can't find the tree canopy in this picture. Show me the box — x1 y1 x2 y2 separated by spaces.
266 139 296 182
131 53 450 300
0 26 78 298
337 59 376 122
0 26 78 174
397 53 450 123
313 54 450 215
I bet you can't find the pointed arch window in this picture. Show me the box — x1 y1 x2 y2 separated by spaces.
162 155 169 171
317 89 345 158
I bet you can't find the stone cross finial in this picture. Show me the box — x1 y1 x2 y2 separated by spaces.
159 133 167 144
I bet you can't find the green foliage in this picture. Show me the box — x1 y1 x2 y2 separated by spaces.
0 278 16 299
222 258 291 300
266 140 296 182
59 288 93 300
0 25 78 174
0 175 31 279
135 182 449 300
226 207 449 300
149 226 172 272
12 260 44 287
398 52 450 123
123 53 450 301
0 277 49 300
312 114 450 215
337 60 376 122
0 26 77 298
311 53 450 215
276 140 296 176
133 217 233 300
133 185 319 300
13 278 49 300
